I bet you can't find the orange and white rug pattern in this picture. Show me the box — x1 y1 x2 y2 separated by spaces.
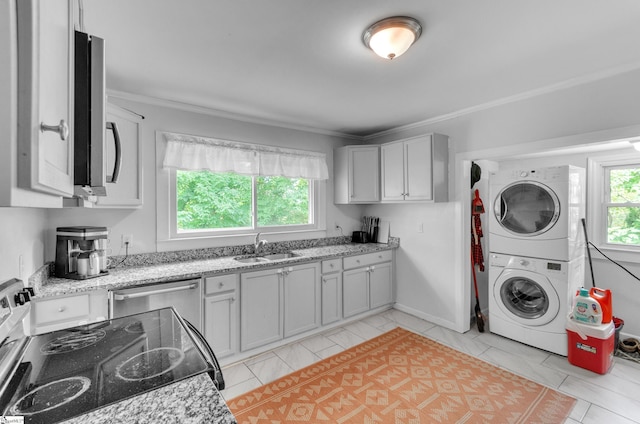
228 327 575 423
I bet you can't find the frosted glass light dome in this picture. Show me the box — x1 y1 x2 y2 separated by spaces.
363 16 422 60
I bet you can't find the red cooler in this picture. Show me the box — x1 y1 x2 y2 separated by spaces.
566 316 615 374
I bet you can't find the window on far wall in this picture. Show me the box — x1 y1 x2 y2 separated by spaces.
175 170 313 234
588 153 640 256
603 164 640 246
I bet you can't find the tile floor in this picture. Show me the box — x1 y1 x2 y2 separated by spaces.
220 309 640 423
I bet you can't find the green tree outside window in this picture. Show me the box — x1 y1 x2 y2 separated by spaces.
176 171 310 231
606 166 640 246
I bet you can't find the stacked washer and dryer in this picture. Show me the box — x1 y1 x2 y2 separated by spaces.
488 165 585 356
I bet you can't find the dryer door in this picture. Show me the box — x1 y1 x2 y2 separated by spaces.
493 268 560 326
493 181 560 236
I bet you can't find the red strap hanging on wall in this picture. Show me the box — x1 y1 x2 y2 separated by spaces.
471 189 485 272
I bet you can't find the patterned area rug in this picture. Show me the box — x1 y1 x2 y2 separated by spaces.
227 327 576 424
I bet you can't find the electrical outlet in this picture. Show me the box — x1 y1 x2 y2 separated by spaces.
121 234 133 248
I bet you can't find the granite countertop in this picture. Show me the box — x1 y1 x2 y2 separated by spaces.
61 373 236 424
34 239 397 424
38 241 397 297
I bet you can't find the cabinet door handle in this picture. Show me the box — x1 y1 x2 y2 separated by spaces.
58 306 66 312
40 119 69 141
231 297 236 302
370 266 375 272
219 282 225 289
106 121 122 183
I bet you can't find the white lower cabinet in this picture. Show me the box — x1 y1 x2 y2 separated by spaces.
369 262 393 308
321 259 342 325
240 262 320 352
284 263 320 337
31 289 108 334
203 274 238 359
343 251 394 318
240 268 282 351
342 268 369 318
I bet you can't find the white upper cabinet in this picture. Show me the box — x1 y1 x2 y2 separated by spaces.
334 145 380 204
94 103 143 208
16 0 75 199
381 133 449 203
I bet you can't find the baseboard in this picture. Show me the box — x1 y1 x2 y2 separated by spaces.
393 303 460 332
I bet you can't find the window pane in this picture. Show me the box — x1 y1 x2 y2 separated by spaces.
609 167 640 203
257 177 309 226
607 206 640 246
176 171 252 231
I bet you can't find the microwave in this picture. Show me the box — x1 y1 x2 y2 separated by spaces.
74 30 121 197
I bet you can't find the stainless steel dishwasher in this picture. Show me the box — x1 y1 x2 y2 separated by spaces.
109 279 203 330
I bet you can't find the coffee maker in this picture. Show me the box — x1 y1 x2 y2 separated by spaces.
55 226 109 279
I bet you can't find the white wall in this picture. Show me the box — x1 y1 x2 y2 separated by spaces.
365 67 640 335
46 97 362 259
0 208 48 282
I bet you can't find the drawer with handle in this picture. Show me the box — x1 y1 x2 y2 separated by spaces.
321 258 342 274
205 274 238 295
343 250 392 270
33 294 91 325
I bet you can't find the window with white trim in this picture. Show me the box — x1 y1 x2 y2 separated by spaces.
603 164 640 246
159 131 328 239
588 153 640 254
175 171 314 234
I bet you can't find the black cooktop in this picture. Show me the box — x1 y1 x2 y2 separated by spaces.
0 308 212 424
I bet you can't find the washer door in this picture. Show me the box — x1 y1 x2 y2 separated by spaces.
494 181 560 236
493 269 560 326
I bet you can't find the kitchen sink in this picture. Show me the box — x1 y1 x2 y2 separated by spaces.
234 252 299 263
261 252 299 260
234 256 269 263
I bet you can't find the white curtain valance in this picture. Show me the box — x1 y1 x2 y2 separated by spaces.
162 132 329 180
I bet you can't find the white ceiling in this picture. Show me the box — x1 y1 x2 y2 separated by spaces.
82 0 640 137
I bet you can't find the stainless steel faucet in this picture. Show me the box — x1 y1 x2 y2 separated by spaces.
254 232 268 254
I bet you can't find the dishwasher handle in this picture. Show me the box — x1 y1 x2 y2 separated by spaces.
112 283 198 301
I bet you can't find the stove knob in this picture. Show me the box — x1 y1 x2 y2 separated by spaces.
520 171 528 178
15 292 27 305
14 288 33 305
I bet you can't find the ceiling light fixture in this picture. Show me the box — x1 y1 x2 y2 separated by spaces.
363 16 422 60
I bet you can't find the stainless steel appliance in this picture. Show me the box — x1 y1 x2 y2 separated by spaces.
0 279 224 424
109 279 203 331
54 226 109 280
74 30 121 197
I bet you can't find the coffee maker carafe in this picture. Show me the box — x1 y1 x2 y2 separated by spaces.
55 226 109 279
